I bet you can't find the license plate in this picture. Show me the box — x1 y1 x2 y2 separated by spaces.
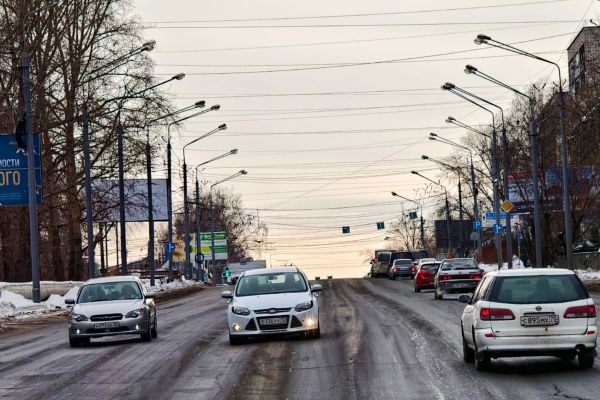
94 322 120 329
520 315 559 327
453 282 472 288
260 317 287 326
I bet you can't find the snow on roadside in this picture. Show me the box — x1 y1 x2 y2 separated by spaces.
142 277 204 296
575 269 600 282
0 286 79 320
479 256 526 273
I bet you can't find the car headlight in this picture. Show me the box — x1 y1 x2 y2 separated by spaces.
125 308 145 318
71 313 88 322
231 305 251 315
295 301 313 312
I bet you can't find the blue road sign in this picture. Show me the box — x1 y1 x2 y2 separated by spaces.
485 211 508 220
473 220 482 230
0 134 42 206
493 224 503 234
166 242 176 252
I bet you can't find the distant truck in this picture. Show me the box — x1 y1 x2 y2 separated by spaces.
370 249 430 277
226 260 267 284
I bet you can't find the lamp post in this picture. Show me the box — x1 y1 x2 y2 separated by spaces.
194 149 238 282
421 154 466 256
443 82 513 268
116 73 185 276
442 82 503 268
463 64 543 268
182 124 227 279
475 33 572 268
166 104 220 281
428 133 482 257
445 116 492 139
391 192 425 249
209 170 248 283
410 171 451 253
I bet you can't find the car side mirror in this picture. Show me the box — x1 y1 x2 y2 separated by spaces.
311 284 323 293
64 298 75 305
222 291 233 299
145 293 156 299
458 294 471 304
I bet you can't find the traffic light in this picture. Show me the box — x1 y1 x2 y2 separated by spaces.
376 222 385 230
342 226 350 234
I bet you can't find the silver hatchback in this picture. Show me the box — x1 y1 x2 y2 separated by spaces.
65 276 157 346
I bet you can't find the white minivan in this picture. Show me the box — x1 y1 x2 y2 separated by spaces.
460 269 597 370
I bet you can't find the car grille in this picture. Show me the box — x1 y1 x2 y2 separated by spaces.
90 314 123 322
257 316 289 331
253 308 292 315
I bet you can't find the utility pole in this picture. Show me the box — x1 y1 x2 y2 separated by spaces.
146 127 155 286
195 177 202 282
117 120 127 275
83 104 95 278
458 180 463 257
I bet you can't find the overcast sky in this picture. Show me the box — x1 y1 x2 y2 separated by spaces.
128 0 597 278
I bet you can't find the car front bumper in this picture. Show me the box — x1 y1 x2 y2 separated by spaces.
474 327 598 357
228 309 319 337
69 315 149 338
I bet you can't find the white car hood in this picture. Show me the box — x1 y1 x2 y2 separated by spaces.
74 299 144 316
234 292 312 310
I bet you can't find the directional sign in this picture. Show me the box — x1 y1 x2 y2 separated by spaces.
408 211 418 220
500 199 516 213
493 224 503 234
376 222 385 230
166 242 176 252
483 212 508 227
0 133 42 206
472 220 482 230
342 226 350 234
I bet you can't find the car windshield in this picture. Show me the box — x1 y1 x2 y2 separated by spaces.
236 272 308 296
441 259 478 270
421 263 440 272
490 274 588 304
377 253 391 262
77 282 142 303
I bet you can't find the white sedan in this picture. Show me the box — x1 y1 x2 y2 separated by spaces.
460 268 597 370
222 267 322 345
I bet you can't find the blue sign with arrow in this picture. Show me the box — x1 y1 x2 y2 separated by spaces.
493 224 503 234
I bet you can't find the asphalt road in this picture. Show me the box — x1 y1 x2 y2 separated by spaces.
1 279 600 400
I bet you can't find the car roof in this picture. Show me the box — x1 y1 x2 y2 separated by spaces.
394 259 412 262
243 267 301 276
486 268 575 277
83 276 141 285
440 258 476 262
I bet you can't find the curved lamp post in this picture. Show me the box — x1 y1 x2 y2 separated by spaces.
391 192 425 249
411 171 451 253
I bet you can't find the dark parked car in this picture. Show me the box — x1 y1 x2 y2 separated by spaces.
388 259 413 280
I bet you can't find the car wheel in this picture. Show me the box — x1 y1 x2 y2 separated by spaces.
577 351 595 369
435 287 443 300
229 334 245 345
462 331 475 363
151 314 158 338
414 285 420 293
473 337 490 371
141 321 152 342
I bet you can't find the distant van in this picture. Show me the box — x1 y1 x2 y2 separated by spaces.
372 251 392 277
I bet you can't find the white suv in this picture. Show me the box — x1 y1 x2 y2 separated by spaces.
460 268 597 370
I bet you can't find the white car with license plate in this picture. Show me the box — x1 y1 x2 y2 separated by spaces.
460 268 597 370
222 267 322 345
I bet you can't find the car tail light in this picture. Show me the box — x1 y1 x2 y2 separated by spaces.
411 265 416 273
480 308 515 321
391 267 396 273
564 305 597 318
439 275 451 281
470 273 482 280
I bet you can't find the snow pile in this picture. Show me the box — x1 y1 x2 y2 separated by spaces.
0 286 80 320
575 269 600 282
142 277 203 296
479 256 526 273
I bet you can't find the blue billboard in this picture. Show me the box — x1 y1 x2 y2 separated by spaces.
0 133 42 206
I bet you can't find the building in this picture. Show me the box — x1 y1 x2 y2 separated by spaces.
567 26 600 93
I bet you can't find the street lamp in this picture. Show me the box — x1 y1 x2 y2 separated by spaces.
141 101 206 286
182 124 227 279
391 192 425 249
410 171 451 253
115 73 185 276
474 33 572 269
463 64 542 268
165 104 220 281
193 149 238 282
428 134 482 257
209 170 248 282
445 116 491 139
442 82 503 268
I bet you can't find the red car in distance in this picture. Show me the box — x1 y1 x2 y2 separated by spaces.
414 262 441 292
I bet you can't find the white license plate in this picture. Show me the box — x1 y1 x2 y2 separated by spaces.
260 317 287 326
453 282 472 288
94 322 120 329
520 315 559 327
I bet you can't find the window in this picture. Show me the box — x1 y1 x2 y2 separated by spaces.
78 281 142 303
489 275 588 304
441 258 478 271
421 263 440 273
235 272 308 296
472 276 492 303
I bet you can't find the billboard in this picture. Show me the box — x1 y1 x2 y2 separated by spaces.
92 179 168 222
170 231 228 262
0 133 42 206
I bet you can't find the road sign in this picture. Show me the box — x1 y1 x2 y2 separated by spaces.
483 212 508 227
500 199 515 213
472 220 482 230
470 231 480 241
0 133 42 206
493 224 503 234
408 211 418 220
195 253 205 263
376 222 385 230
166 242 176 252
342 226 350 234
